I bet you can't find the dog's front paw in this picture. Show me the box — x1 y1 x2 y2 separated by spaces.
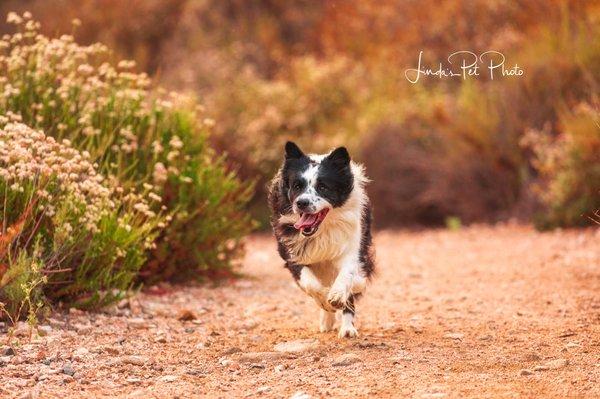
338 324 359 338
327 287 349 310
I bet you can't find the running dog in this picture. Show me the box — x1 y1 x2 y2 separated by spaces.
268 141 374 338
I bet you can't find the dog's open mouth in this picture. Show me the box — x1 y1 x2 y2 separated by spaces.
294 209 329 236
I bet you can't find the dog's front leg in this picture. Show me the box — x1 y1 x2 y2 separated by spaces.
327 253 358 310
298 266 335 312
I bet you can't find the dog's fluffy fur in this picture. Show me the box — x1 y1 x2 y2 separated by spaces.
268 141 374 338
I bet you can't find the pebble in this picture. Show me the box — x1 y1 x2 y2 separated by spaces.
37 325 52 336
121 355 150 366
290 392 311 399
62 363 75 376
534 358 568 371
520 369 534 376
391 350 413 363
565 342 581 349
522 352 542 362
128 318 148 328
274 364 286 373
443 333 464 340
274 339 319 353
13 322 31 337
256 386 271 394
73 347 89 357
221 347 242 356
1 346 15 356
238 352 287 363
159 375 177 383
177 309 196 321
332 353 362 367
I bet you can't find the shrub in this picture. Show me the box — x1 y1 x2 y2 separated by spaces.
0 122 162 320
0 14 253 292
523 103 600 228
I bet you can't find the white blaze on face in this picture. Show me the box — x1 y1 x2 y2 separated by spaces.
293 158 331 214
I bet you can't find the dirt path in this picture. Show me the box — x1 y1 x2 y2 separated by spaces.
1 226 599 398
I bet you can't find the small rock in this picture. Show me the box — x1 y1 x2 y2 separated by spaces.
220 358 234 367
0 356 11 365
522 352 542 362
37 325 52 336
13 322 31 337
159 375 177 383
443 333 464 340
249 363 266 369
72 323 92 335
421 393 447 399
274 339 319 353
128 318 148 328
221 347 242 356
121 355 149 366
565 342 581 349
274 364 286 373
520 369 534 376
177 309 196 321
240 319 258 330
256 386 270 394
62 363 75 376
535 358 568 371
545 358 569 369
238 352 287 363
391 350 412 363
1 346 15 356
155 335 167 344
290 392 311 399
558 331 576 338
332 353 362 367
74 347 89 357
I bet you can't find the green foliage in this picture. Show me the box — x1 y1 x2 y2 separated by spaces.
0 122 162 320
0 13 254 318
524 104 600 228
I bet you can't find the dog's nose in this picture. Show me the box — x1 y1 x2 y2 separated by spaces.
296 198 310 211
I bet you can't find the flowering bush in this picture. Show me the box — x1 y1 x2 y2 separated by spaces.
0 13 253 316
523 103 600 228
0 122 163 319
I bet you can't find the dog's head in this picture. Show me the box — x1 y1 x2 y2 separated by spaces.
282 141 354 236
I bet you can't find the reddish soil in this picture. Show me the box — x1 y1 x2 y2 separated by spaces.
1 225 599 398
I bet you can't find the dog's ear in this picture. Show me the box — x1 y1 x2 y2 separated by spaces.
325 146 351 168
285 141 305 160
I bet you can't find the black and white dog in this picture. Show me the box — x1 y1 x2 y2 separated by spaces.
268 142 374 338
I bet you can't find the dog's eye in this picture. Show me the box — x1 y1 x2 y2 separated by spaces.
317 183 328 192
293 181 303 190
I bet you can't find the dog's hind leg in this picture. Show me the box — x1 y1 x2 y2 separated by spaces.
319 309 335 332
338 294 358 338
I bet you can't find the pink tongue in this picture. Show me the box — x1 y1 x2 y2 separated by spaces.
294 213 318 230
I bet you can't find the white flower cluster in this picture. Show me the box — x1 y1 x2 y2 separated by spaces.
0 122 159 234
0 12 153 144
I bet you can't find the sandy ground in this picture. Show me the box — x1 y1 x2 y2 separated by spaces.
1 225 599 398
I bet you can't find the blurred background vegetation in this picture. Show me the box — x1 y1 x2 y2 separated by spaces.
2 0 598 229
